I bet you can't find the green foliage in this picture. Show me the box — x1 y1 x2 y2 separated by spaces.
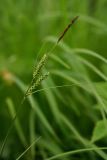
91 120 107 143
1 0 107 160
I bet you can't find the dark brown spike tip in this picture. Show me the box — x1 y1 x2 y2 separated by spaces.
57 16 79 44
72 16 79 24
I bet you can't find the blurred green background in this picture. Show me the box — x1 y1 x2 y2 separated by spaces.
1 0 107 160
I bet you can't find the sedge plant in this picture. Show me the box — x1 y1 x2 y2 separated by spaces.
0 16 79 158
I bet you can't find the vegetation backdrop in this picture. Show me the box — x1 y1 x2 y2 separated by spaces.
0 0 107 160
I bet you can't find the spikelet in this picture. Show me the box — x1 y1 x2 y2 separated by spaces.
34 72 49 87
33 54 48 79
27 72 49 96
25 54 49 96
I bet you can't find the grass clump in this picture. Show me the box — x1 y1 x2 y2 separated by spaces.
1 1 107 160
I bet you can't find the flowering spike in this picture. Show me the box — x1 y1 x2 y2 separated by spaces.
57 16 79 43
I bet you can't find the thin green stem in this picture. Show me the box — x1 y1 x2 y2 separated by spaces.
46 147 107 160
0 79 34 156
16 136 41 160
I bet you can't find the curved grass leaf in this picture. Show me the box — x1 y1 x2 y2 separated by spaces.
91 120 107 143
